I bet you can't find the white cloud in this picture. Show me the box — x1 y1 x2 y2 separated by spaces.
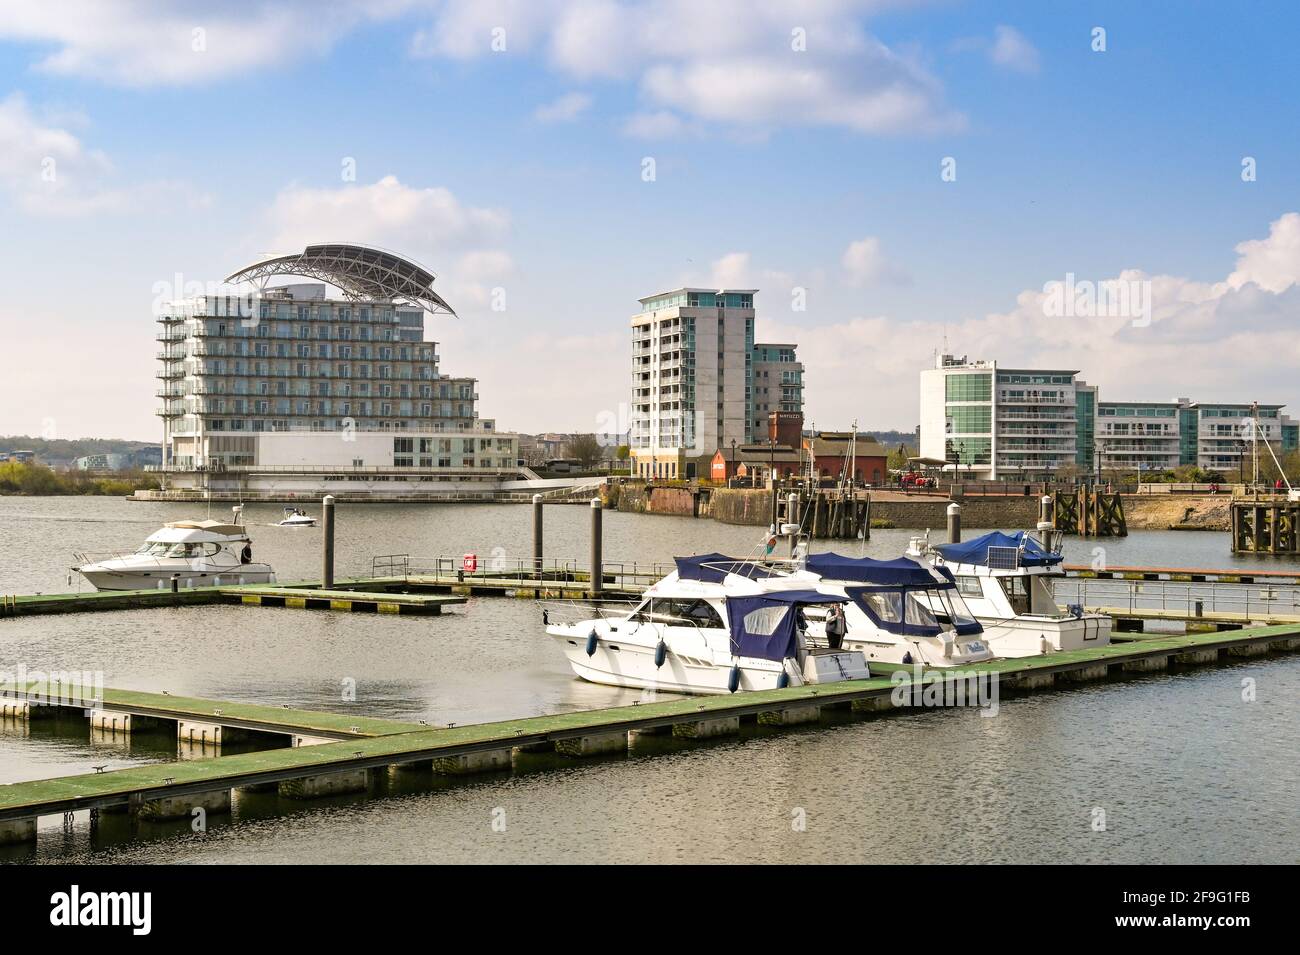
265 175 509 258
1224 212 1300 293
0 1 410 87
0 92 201 215
841 236 910 286
413 1 964 136
622 110 691 140
761 212 1300 430
533 91 593 123
989 26 1040 73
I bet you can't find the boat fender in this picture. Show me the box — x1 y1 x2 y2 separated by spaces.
727 665 741 694
654 639 667 669
585 630 599 656
776 670 789 689
541 608 549 625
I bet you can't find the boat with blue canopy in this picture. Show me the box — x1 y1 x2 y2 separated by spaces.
923 530 1110 657
796 552 994 667
543 554 871 695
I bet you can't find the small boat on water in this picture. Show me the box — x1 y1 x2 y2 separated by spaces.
796 552 995 667
544 554 871 695
278 507 316 527
924 530 1111 657
73 506 276 591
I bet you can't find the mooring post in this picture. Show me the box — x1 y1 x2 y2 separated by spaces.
590 498 603 596
321 494 335 589
532 494 544 580
946 502 962 544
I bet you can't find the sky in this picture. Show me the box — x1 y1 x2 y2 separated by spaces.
0 0 1298 442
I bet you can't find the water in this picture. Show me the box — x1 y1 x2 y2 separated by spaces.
1 496 1297 863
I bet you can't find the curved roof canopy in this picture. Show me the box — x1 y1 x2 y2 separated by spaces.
225 243 455 315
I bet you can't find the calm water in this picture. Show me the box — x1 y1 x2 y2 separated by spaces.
1 496 1297 863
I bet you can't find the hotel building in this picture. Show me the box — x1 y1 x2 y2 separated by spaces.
152 244 519 499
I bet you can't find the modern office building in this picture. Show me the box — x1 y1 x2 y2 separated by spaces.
629 288 756 479
922 353 1297 480
750 343 804 439
151 244 519 499
919 354 1091 479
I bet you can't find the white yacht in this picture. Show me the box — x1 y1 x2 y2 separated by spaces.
74 507 276 591
797 552 995 667
278 507 316 527
544 553 872 695
926 530 1111 657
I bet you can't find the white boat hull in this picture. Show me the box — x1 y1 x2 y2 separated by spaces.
76 564 275 591
548 623 870 696
979 614 1111 658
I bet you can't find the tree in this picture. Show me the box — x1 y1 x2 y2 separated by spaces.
615 445 630 461
565 433 603 469
887 443 913 472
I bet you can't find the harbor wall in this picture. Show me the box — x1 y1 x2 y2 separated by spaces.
604 483 1044 530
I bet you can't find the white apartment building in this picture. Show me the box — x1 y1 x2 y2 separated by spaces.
750 343 804 439
630 288 756 479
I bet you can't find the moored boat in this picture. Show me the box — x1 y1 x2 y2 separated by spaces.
73 507 275 591
544 553 871 695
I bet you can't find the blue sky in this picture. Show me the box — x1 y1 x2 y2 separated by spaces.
1 0 1298 441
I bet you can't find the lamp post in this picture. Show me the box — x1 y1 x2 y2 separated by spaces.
730 438 736 484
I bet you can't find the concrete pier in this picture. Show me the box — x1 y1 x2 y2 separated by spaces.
1058 663 1109 682
1227 642 1270 658
850 695 898 714
672 716 740 739
758 705 821 726
178 720 250 746
138 789 231 821
0 818 36 845
1121 655 1169 672
279 768 370 799
1174 648 1221 665
1009 670 1056 690
554 732 627 757
2 624 1297 849
433 749 512 775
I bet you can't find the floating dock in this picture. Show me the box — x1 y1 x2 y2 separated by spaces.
2 623 1297 845
0 583 465 618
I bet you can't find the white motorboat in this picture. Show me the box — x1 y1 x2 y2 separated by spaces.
925 530 1111 657
544 553 872 695
797 552 996 667
74 506 276 591
278 507 316 527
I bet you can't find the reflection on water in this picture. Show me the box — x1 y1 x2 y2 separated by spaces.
0 497 1297 863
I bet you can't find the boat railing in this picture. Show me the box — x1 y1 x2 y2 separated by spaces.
537 598 640 627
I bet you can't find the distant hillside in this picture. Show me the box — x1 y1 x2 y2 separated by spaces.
863 430 918 451
0 436 157 460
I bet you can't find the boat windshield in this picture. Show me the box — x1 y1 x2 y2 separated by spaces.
846 584 981 636
630 598 723 628
136 541 220 558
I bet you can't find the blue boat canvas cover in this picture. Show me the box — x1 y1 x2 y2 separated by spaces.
935 530 1063 568
674 553 779 584
725 590 846 662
